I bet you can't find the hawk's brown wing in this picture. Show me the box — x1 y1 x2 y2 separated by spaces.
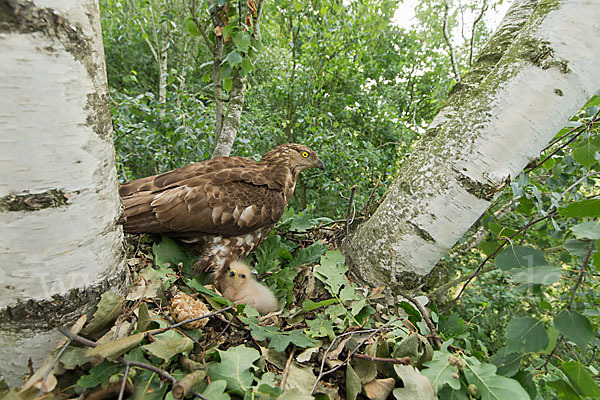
120 157 286 236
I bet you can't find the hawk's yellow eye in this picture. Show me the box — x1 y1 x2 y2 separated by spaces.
301 151 309 158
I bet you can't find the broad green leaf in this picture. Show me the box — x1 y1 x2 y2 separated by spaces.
223 77 232 92
398 301 422 323
547 379 582 399
59 347 96 369
554 309 594 350
76 361 119 389
142 331 193 362
436 386 469 399
494 245 547 271
86 332 144 360
564 239 593 258
208 345 261 395
346 364 361 400
464 361 530 400
186 19 199 36
233 32 251 53
223 49 243 67
301 298 337 312
393 365 436 399
509 265 562 285
153 236 196 271
241 57 254 74
305 315 335 340
202 380 230 400
136 302 153 332
439 313 466 337
242 317 316 351
561 361 600 397
572 142 599 170
313 250 348 295
289 242 328 268
81 292 122 335
422 346 461 391
559 199 600 218
506 317 548 353
571 221 600 239
491 348 521 377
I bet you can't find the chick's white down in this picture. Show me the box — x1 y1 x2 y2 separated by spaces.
221 260 278 314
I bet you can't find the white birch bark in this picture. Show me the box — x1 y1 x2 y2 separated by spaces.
349 0 600 289
212 71 247 157
0 0 126 387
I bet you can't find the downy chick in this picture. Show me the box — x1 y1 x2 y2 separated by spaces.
220 260 278 314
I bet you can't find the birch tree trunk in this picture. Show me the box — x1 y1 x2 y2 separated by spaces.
0 0 126 387
348 0 600 289
212 72 247 157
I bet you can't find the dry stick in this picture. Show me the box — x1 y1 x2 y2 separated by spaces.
38 340 71 395
117 365 130 400
57 328 209 400
352 353 413 365
149 305 234 335
345 185 357 266
310 319 399 395
279 345 297 390
173 370 207 399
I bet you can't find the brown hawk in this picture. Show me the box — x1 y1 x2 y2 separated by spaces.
119 143 325 287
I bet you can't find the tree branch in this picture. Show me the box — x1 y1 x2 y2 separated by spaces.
442 0 461 80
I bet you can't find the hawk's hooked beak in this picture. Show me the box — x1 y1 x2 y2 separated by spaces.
316 159 325 171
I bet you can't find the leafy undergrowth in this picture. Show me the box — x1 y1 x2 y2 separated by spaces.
10 210 528 400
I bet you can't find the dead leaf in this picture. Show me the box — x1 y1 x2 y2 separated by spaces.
283 362 316 395
363 377 396 400
86 332 144 360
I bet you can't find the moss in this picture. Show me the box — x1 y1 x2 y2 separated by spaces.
0 189 69 212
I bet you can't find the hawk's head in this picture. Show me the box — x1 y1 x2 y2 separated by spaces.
261 144 325 174
224 260 253 290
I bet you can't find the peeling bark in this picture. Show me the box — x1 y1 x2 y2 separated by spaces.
0 0 125 386
348 0 600 289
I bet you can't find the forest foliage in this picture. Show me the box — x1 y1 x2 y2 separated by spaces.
8 0 600 399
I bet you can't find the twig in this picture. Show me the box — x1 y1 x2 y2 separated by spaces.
538 335 564 372
448 212 558 307
173 370 207 399
56 328 209 400
279 346 296 390
310 320 399 395
38 340 71 395
345 185 357 266
352 353 413 365
361 176 381 216
567 239 595 310
117 365 130 400
397 290 442 349
149 305 234 335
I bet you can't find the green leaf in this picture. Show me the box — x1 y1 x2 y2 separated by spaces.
422 345 461 391
554 309 594 350
223 77 232 92
439 313 466 337
305 314 335 340
491 348 521 377
136 302 153 332
346 364 361 400
202 380 230 400
77 361 119 389
86 332 144 360
564 239 592 258
233 32 251 53
509 265 562 285
301 298 337 312
571 221 600 239
81 292 122 335
572 142 599 170
560 199 600 218
142 331 193 362
561 361 600 397
207 345 261 395
506 317 548 353
59 347 96 369
186 19 199 36
289 242 328 268
241 317 316 351
398 301 422 323
393 365 436 399
495 245 547 271
464 361 530 400
436 386 469 399
241 57 254 74
313 250 348 295
153 236 196 273
223 49 243 67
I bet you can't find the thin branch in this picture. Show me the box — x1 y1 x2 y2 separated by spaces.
442 0 461 80
352 353 413 365
148 305 234 335
57 328 209 400
310 320 399 395
38 340 71 395
345 185 357 266
468 0 487 66
279 346 296 390
396 290 442 349
117 365 130 400
567 239 595 310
